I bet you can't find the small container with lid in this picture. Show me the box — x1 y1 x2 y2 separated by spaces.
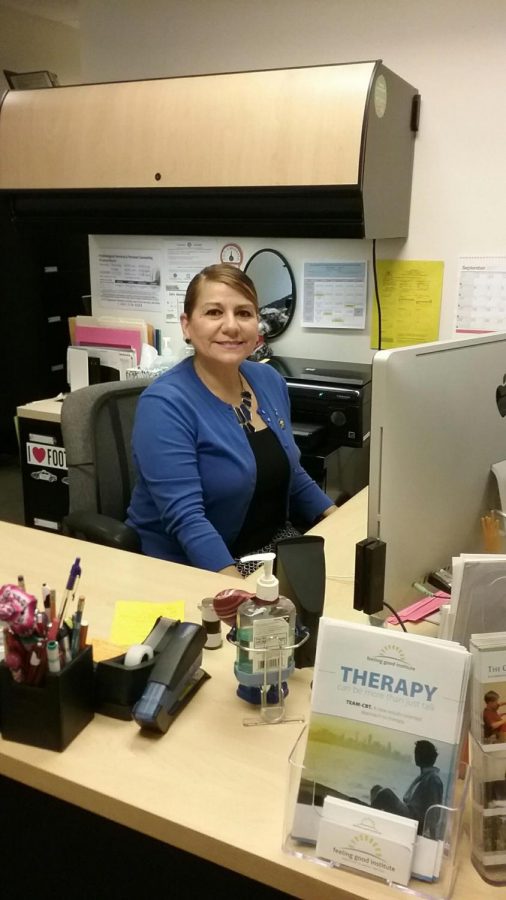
198 597 223 649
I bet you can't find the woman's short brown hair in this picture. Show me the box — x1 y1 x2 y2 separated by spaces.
184 263 258 317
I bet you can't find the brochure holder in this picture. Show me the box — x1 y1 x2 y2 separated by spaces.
469 738 506 886
283 726 470 899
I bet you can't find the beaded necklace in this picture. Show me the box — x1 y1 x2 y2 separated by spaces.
233 380 254 433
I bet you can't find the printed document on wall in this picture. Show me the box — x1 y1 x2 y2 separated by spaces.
166 238 220 322
456 257 506 333
96 249 163 312
302 262 367 329
370 260 443 349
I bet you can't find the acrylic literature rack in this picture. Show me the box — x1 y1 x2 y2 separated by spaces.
281 616 472 898
283 726 470 900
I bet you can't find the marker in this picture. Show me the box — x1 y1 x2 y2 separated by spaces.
70 596 85 658
79 620 89 651
47 640 61 673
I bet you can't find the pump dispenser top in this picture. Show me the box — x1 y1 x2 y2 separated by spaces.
241 552 278 602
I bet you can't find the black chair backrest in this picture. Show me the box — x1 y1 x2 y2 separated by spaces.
61 379 153 520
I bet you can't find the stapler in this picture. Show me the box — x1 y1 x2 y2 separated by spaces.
132 621 209 733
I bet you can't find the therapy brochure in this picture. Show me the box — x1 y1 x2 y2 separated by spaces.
294 619 470 857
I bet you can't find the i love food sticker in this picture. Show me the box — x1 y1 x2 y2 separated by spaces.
26 442 67 470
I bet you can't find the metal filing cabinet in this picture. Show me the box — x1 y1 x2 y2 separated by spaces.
16 398 69 533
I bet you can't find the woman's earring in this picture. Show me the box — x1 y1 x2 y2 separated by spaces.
184 338 192 345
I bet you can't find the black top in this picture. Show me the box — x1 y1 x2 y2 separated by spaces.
230 426 289 558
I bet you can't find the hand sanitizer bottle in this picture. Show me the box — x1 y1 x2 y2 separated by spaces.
160 336 176 369
234 552 296 702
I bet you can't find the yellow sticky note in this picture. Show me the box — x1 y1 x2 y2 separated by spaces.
110 601 185 646
91 638 129 662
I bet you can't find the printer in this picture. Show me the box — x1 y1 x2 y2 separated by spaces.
267 356 371 452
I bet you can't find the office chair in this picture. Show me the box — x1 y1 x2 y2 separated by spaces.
61 378 153 551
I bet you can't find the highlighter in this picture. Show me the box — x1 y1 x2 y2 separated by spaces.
47 640 61 673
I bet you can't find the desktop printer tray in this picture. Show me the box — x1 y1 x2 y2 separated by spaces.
291 422 327 452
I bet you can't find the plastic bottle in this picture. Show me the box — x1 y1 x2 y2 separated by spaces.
234 552 296 695
177 339 194 360
160 336 176 369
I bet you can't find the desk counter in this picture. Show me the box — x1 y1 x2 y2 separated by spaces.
0 507 491 899
17 396 65 424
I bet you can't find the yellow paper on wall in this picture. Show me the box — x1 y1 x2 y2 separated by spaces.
110 600 185 646
371 260 444 349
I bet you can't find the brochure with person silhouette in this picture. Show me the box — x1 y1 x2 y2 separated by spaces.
292 618 471 866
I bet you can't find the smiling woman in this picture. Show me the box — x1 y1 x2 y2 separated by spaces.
126 263 336 577
181 269 260 381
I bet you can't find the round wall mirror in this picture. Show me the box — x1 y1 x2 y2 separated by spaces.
244 248 296 340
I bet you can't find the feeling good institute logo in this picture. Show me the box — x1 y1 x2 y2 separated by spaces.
347 833 383 859
367 642 415 672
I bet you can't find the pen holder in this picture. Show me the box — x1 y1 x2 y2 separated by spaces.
0 646 94 752
94 652 157 720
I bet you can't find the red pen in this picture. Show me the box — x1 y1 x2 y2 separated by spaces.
47 617 60 642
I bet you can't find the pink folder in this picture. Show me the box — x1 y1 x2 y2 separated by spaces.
386 590 450 625
75 324 143 364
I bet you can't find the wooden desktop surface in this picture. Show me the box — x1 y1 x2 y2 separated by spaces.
16 396 64 424
0 496 491 899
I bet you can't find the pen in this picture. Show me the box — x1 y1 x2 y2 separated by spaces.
70 596 85 658
49 589 57 621
17 574 26 591
57 557 81 624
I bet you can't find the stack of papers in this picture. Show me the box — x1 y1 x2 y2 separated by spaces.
449 554 506 647
69 315 155 365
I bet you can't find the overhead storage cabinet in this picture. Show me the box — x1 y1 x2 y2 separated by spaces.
0 61 419 238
